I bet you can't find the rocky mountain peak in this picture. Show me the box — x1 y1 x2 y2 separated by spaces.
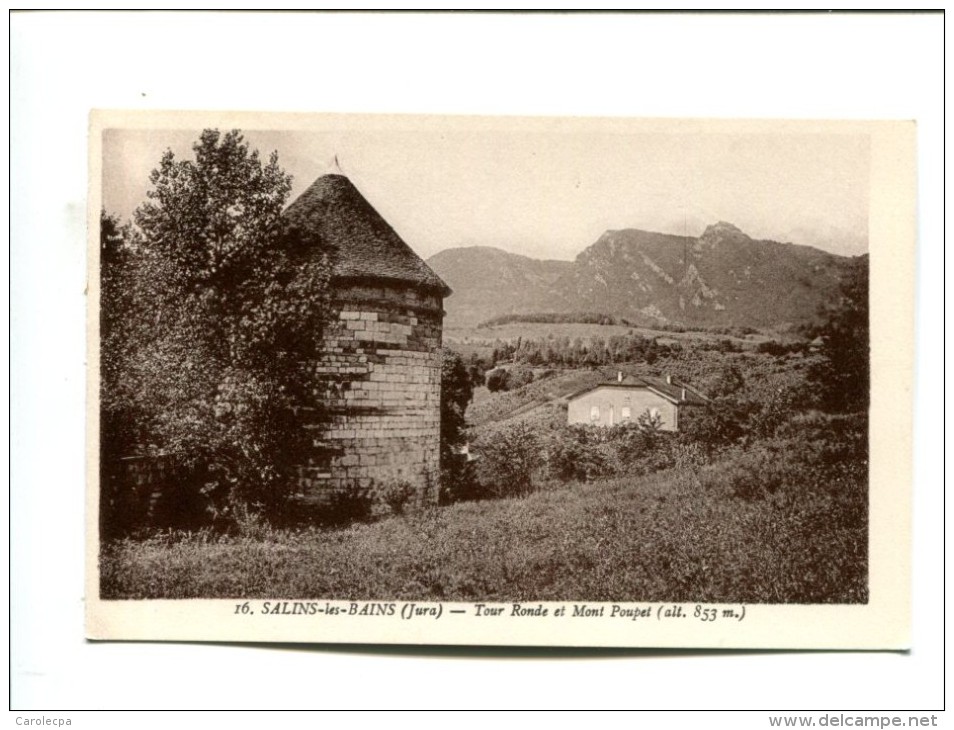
699 221 750 246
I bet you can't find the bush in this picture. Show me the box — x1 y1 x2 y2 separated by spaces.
474 422 541 498
377 480 416 516
681 397 759 454
546 426 615 482
698 445 788 500
440 458 481 505
320 484 374 526
484 366 535 393
485 368 510 393
508 366 535 389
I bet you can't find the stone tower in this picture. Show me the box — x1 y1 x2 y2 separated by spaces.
283 174 451 510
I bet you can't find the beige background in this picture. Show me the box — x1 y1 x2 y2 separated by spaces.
11 11 942 715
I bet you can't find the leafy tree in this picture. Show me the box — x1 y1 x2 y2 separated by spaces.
682 397 758 457
99 210 156 491
635 408 664 434
100 211 132 453
810 257 869 413
440 350 473 460
104 129 333 522
465 353 488 388
508 365 535 389
486 368 510 393
100 209 126 269
439 349 477 503
709 364 745 399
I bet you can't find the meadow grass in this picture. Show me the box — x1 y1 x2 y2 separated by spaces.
101 450 866 604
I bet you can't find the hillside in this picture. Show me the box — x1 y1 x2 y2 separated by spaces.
428 223 863 329
425 246 572 327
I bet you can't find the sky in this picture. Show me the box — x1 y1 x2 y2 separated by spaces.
102 119 870 262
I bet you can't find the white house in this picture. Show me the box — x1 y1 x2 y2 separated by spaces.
566 373 709 431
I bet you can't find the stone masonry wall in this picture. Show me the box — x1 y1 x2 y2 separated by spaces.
297 281 444 511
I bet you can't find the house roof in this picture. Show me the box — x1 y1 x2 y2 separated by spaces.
568 375 709 405
640 376 709 405
283 174 451 296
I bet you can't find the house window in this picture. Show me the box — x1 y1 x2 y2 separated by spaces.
590 405 600 421
621 406 631 421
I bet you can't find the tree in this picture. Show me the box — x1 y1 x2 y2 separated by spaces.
105 129 333 522
439 349 476 503
709 364 745 399
682 397 758 457
465 353 488 388
810 257 869 413
486 368 511 393
100 210 147 465
440 349 473 461
508 365 535 389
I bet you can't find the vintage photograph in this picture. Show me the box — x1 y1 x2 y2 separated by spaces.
87 113 911 647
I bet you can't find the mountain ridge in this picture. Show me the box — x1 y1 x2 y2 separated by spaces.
427 223 863 329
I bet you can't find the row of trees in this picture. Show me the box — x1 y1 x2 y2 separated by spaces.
478 311 632 328
477 311 761 338
491 332 667 368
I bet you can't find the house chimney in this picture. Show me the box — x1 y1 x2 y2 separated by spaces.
618 371 623 382
666 374 672 385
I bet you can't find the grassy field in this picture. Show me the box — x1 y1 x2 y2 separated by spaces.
101 437 866 604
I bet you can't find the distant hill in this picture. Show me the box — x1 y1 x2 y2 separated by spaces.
426 246 572 327
428 223 863 329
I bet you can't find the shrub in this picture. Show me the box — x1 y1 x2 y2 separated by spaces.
229 499 273 540
681 397 759 454
378 480 415 516
698 445 789 500
440 458 481 505
486 368 510 393
474 422 541 498
320 483 374 526
546 426 614 482
508 366 535 389
611 412 664 464
670 441 708 470
484 366 534 393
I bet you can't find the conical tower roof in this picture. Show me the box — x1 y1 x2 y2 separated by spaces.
283 174 451 296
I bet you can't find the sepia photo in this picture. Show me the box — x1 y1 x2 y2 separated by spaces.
86 112 914 648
